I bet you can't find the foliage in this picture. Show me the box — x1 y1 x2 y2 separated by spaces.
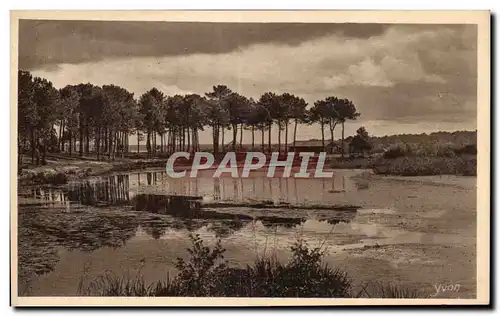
383 145 411 159
356 281 422 298
373 155 477 176
18 71 60 165
18 70 365 164
349 126 372 155
311 96 359 154
80 234 353 297
368 131 476 157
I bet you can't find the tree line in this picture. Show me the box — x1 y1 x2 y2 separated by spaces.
18 70 361 165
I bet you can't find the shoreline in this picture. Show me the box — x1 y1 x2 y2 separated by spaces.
17 153 477 186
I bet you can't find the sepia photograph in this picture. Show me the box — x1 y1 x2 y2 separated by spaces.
10 10 490 306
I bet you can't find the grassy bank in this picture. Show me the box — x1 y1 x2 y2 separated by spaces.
372 155 476 176
78 234 423 298
18 148 477 186
329 155 476 176
17 154 172 186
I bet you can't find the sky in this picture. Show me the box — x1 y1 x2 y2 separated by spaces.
19 20 478 144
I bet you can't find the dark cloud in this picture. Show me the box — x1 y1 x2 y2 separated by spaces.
26 21 477 134
334 81 476 124
19 20 391 69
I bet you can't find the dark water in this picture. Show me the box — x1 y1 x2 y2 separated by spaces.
18 169 476 297
18 169 362 294
20 168 356 206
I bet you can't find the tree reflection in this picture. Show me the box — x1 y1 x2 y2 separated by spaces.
258 216 306 228
65 174 130 206
208 220 247 238
140 217 169 240
317 210 357 226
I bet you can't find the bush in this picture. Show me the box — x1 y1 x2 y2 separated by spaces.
436 145 456 157
79 234 425 298
454 144 477 156
373 156 477 176
79 234 352 297
383 145 411 159
356 281 422 298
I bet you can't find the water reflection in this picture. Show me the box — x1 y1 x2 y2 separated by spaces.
18 169 362 292
23 170 355 209
26 175 131 208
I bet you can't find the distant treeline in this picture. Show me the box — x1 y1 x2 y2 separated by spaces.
18 70 362 165
358 130 477 156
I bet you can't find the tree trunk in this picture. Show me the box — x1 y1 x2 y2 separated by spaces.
166 130 170 154
60 122 65 152
122 131 125 158
251 126 255 151
341 121 345 158
160 133 163 153
108 129 113 159
58 121 63 152
239 124 243 151
104 127 108 153
181 128 185 151
321 120 325 151
293 119 298 152
114 131 119 159
137 130 140 154
125 134 129 153
212 126 215 153
195 129 200 151
155 131 158 156
261 128 265 151
146 130 151 158
35 134 40 165
73 133 77 153
329 121 334 143
172 128 176 152
79 116 84 156
85 127 90 155
178 128 182 152
232 124 237 152
30 129 35 164
277 121 281 153
221 126 225 152
268 122 272 153
284 121 288 153
68 129 72 156
41 138 47 165
96 126 101 160
191 128 196 152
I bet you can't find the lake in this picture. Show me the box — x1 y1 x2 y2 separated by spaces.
17 168 477 298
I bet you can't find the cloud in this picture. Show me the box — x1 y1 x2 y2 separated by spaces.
29 23 477 139
19 20 390 70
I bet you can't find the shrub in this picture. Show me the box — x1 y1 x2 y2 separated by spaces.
436 145 456 157
78 235 426 298
383 145 411 159
373 156 477 176
79 234 352 297
454 144 477 156
357 281 422 298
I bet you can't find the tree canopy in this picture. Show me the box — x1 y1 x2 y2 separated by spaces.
17 70 362 165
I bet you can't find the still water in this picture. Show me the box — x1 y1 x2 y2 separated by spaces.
18 169 476 297
21 168 356 206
